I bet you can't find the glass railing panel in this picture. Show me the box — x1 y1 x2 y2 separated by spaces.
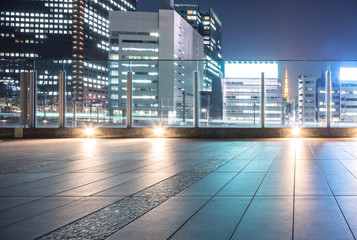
205 61 262 127
63 60 121 128
264 61 328 128
131 60 159 127
0 59 30 128
35 60 63 128
330 61 357 127
131 60 196 127
198 60 223 127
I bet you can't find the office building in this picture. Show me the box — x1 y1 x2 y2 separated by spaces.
0 0 137 114
339 67 357 125
175 4 223 119
298 74 318 125
108 1 204 125
223 62 282 126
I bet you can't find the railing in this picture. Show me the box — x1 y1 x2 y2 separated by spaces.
1 59 357 129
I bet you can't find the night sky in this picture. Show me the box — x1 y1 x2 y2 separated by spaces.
137 0 357 97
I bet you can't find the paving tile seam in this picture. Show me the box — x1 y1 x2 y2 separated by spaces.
89 158 212 197
308 143 357 240
36 143 259 240
292 140 297 240
6 171 130 197
228 147 282 240
0 172 67 191
4 153 185 197
0 171 154 217
0 146 159 175
328 147 357 181
167 144 274 240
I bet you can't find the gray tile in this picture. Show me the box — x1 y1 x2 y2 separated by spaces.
0 197 40 211
296 160 320 172
94 172 174 197
54 173 146 197
232 197 293 240
242 160 273 173
318 160 347 172
177 173 235 197
106 197 209 240
325 172 357 195
0 197 121 240
269 160 294 172
214 160 250 173
256 173 294 196
0 197 81 229
295 172 331 196
294 196 354 240
218 173 265 196
336 196 357 237
170 197 251 240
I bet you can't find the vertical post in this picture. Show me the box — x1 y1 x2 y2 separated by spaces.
182 91 186 125
207 96 210 127
160 98 163 125
59 72 66 128
20 72 28 127
261 72 265 128
126 72 132 128
73 89 77 127
194 71 199 128
28 71 36 128
253 103 255 127
327 62 331 128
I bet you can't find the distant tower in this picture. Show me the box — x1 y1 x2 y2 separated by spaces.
284 69 289 102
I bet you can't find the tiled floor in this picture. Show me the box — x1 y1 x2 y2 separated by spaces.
0 138 357 239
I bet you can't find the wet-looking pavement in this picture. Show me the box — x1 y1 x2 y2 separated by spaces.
0 138 357 240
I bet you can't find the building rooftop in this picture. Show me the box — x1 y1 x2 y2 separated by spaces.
0 138 357 239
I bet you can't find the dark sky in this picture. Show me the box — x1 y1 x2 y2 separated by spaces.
137 0 357 97
138 0 357 60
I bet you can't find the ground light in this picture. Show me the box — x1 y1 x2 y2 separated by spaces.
291 127 301 136
84 128 95 137
154 127 164 137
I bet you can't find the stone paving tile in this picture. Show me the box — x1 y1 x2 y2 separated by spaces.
169 197 251 240
0 173 63 189
105 197 210 240
231 197 293 240
295 172 332 196
294 196 354 240
10 172 121 197
336 196 357 238
217 173 265 197
0 197 122 240
0 197 40 211
0 197 81 229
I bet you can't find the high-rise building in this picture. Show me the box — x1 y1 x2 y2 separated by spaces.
339 67 357 125
284 69 289 102
298 74 318 125
175 4 223 119
223 62 282 126
0 0 137 114
108 2 204 126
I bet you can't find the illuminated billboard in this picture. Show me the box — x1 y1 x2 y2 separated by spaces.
340 68 357 81
225 62 278 79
